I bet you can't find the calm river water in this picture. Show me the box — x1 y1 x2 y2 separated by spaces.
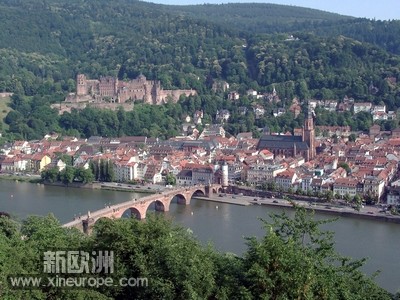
1 180 399 293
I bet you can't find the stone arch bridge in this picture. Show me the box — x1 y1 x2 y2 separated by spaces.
62 184 222 234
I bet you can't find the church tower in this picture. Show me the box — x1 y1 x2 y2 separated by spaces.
303 106 316 160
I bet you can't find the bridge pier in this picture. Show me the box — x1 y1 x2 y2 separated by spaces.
82 219 90 235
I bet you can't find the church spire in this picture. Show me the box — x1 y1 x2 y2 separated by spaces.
303 103 315 161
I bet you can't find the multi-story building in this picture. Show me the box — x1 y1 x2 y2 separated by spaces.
275 170 297 191
363 176 385 199
192 166 214 185
136 163 148 181
246 163 286 185
176 170 193 186
333 178 358 197
353 102 372 114
114 161 137 182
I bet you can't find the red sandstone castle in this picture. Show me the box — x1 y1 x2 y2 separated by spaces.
67 74 196 105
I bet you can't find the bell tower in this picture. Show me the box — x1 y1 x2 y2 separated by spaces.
303 106 316 160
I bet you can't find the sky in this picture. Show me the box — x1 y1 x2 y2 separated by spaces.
147 0 400 20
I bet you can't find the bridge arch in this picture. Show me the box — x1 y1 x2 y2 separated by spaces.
172 193 189 205
187 189 206 204
120 207 142 220
143 199 169 216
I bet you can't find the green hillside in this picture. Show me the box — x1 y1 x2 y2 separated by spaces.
0 96 12 131
0 0 399 140
160 3 353 33
158 3 400 55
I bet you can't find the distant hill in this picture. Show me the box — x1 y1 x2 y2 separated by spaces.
158 3 400 55
159 3 353 33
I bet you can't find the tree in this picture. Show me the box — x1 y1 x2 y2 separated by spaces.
0 208 391 299
105 160 115 182
324 190 334 202
287 186 294 194
344 193 352 203
59 166 75 185
82 168 95 184
57 153 73 166
165 173 176 186
92 215 216 299
348 133 357 142
353 194 363 211
74 167 94 184
99 159 106 181
241 206 392 299
338 162 351 175
41 167 59 183
267 181 277 192
90 160 99 181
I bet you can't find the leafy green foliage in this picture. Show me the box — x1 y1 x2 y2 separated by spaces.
165 173 176 186
90 159 114 182
41 166 95 184
0 1 399 139
241 206 392 299
0 208 392 299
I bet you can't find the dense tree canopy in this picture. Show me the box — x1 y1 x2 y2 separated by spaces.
0 208 393 299
0 0 399 140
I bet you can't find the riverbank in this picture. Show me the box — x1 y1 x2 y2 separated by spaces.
194 196 251 206
41 180 159 194
0 173 41 183
249 196 400 224
194 193 400 224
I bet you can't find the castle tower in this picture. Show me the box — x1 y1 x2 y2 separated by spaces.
303 106 316 161
76 74 87 96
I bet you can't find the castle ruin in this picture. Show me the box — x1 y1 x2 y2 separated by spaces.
68 74 196 105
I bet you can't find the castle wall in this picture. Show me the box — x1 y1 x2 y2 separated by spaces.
157 89 196 104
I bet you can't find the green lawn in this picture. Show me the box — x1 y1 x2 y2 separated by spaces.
0 96 12 130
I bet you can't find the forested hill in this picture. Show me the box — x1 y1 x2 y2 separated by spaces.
0 0 399 97
159 3 353 33
159 3 400 55
0 0 400 141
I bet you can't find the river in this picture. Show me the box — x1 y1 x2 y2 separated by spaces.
1 180 399 293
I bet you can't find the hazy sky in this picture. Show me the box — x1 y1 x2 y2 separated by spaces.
147 0 400 20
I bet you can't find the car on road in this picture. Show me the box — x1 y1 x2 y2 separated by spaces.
273 200 278 203
219 194 223 197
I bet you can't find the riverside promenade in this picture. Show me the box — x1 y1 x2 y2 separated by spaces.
196 194 400 224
